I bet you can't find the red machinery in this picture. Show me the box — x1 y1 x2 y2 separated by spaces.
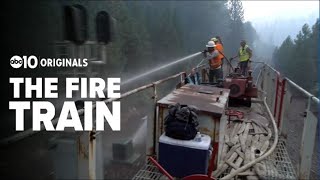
223 69 258 107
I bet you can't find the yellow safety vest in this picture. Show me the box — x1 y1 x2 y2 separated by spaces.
239 45 250 62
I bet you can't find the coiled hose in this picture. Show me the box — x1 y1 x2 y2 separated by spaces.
221 97 279 179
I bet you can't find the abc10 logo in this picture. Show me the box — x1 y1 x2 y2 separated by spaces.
10 55 38 69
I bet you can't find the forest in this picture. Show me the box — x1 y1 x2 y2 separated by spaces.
273 19 319 95
4 0 317 92
99 1 259 76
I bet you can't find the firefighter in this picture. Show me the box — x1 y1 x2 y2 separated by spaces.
203 41 223 83
211 37 224 65
231 40 252 76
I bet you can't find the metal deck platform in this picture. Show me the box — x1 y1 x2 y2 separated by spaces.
132 138 296 180
132 159 167 180
216 138 297 179
265 138 297 180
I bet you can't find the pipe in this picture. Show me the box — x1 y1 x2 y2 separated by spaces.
149 157 174 180
266 62 319 103
285 77 319 104
195 64 206 70
221 97 279 180
255 67 263 86
250 61 265 64
196 58 206 68
265 63 278 74
217 50 234 72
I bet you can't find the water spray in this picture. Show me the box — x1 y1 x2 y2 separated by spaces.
121 52 202 85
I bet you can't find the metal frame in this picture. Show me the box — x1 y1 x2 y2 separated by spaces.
280 76 318 180
256 63 319 179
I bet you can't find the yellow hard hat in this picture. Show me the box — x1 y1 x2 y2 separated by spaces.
211 37 218 42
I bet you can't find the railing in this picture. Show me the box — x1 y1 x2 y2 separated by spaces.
255 63 319 179
1 71 187 179
197 60 318 178
2 52 318 179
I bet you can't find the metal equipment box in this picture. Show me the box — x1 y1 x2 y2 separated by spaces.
156 84 230 165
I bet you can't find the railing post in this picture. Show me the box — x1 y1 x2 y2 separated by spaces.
201 68 207 83
89 130 96 180
277 79 286 130
278 79 289 137
298 96 318 179
146 84 158 156
153 84 158 155
274 74 280 117
181 72 186 85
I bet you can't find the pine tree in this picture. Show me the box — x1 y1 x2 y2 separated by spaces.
273 20 318 94
227 0 245 55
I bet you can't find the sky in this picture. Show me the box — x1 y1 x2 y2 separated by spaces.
242 1 319 22
242 1 319 46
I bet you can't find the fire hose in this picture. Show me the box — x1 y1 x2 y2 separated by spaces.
217 50 235 72
220 97 279 179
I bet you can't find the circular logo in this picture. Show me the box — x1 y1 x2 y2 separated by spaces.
10 56 23 68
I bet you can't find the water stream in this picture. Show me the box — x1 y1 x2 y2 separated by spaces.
121 52 201 85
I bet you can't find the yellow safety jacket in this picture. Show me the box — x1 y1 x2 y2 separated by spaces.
239 45 250 62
